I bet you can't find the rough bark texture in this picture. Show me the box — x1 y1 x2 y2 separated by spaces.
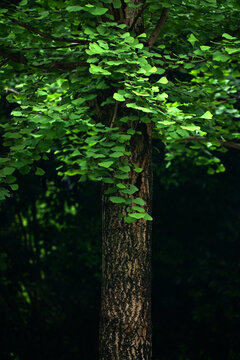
99 123 153 360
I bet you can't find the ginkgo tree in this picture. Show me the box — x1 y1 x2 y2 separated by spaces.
0 0 240 359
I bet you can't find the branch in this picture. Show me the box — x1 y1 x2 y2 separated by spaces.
165 44 225 72
0 48 27 64
5 88 19 95
148 8 170 50
22 44 80 50
110 101 119 128
182 4 226 14
129 3 148 32
30 60 88 71
8 17 88 45
216 96 240 104
0 47 88 70
181 136 240 151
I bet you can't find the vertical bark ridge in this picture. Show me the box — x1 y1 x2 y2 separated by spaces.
100 123 152 360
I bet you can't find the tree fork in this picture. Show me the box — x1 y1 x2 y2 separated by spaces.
100 123 153 360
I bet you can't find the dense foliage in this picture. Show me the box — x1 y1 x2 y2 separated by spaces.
0 0 240 219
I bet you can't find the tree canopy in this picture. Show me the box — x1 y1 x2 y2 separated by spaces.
0 0 240 218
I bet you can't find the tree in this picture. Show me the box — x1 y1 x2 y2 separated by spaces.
0 0 240 359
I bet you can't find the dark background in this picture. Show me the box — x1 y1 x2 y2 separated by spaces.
1 94 240 360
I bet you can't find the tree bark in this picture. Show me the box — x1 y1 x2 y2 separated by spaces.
99 123 153 360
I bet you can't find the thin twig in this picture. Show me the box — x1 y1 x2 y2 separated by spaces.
182 4 227 15
7 17 88 45
5 88 19 95
148 8 170 50
110 101 119 128
33 61 88 71
181 136 240 151
216 96 240 104
22 44 80 50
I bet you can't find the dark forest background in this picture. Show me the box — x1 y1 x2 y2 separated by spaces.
1 95 240 360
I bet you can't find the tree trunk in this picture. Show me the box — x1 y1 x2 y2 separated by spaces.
99 123 153 360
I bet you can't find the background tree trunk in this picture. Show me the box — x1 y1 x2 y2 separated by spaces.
99 123 153 360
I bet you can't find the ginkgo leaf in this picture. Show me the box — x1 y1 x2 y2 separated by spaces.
188 33 198 46
157 77 168 84
113 93 125 102
110 196 125 204
99 161 114 168
200 111 213 119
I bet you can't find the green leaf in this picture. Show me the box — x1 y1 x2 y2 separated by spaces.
119 165 131 172
115 173 129 180
88 7 108 15
200 111 213 119
156 68 165 75
134 197 145 206
99 161 114 168
128 213 145 219
66 5 83 12
138 33 147 38
89 64 111 76
35 167 45 175
102 177 114 184
126 103 155 113
200 46 211 51
110 152 123 158
181 124 201 131
104 187 117 194
213 52 230 62
133 165 143 173
122 184 138 195
157 77 168 84
113 0 121 8
112 146 125 152
113 93 125 102
72 149 81 157
19 0 28 6
88 42 105 55
124 216 137 223
132 205 145 212
143 213 153 221
117 183 126 189
0 188 10 200
0 167 15 176
9 184 19 191
158 120 175 126
127 129 135 135
6 175 16 184
11 111 22 117
118 134 131 142
156 93 168 101
222 33 237 40
188 33 198 46
0 158 9 164
225 47 240 54
3 132 22 139
110 196 125 204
